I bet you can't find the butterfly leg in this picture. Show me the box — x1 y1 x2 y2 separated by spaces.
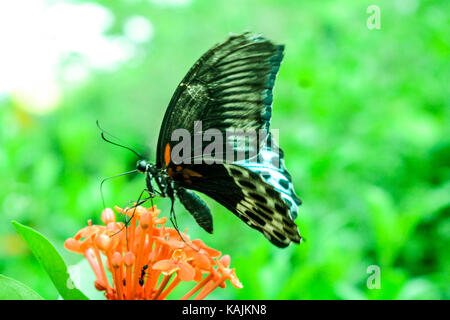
166 183 197 249
124 188 153 226
111 188 154 241
167 186 179 231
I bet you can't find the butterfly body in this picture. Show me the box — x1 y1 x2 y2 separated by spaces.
135 33 302 248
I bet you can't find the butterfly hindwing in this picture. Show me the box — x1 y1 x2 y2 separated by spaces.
170 163 301 247
235 133 302 220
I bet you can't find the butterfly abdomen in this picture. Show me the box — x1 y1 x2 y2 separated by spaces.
177 187 214 234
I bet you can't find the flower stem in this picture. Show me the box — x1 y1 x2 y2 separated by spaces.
180 274 213 300
152 274 173 300
195 276 226 300
158 275 181 300
132 227 147 298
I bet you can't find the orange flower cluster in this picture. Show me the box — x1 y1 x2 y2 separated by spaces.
64 205 242 300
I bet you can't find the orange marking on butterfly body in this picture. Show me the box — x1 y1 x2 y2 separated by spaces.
182 169 203 178
164 143 171 167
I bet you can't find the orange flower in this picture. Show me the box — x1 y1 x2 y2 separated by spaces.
64 205 242 300
153 250 195 281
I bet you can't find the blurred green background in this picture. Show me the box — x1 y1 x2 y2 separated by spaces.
0 0 448 300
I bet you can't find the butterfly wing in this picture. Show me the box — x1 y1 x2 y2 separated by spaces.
156 32 284 167
156 33 302 247
235 133 302 221
170 163 301 247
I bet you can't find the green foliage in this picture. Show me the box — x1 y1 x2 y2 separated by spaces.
0 0 448 299
11 222 88 300
0 274 44 300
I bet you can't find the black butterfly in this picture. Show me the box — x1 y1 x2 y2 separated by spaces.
124 33 302 248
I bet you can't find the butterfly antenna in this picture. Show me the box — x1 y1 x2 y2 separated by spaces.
100 170 138 208
96 120 144 158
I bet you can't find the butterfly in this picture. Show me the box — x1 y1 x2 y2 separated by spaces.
129 33 302 248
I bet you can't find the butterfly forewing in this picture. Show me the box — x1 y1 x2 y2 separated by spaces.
156 33 284 167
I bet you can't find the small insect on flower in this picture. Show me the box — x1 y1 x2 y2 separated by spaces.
64 205 242 300
139 265 148 287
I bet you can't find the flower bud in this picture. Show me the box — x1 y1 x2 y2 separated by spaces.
95 234 112 252
111 252 123 268
124 251 135 267
101 208 116 224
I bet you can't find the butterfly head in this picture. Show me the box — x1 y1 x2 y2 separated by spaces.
136 159 171 198
136 160 157 175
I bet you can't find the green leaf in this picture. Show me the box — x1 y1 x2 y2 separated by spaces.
0 274 44 300
12 221 89 300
